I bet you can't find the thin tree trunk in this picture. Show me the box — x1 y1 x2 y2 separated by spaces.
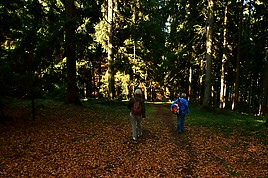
144 71 148 100
186 0 195 102
233 0 244 111
188 65 192 101
93 64 96 99
220 2 228 109
262 64 268 115
98 59 102 98
202 0 214 108
65 0 80 104
108 0 115 99
88 68 93 98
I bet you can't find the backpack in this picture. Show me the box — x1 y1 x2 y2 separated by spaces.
131 97 142 115
172 100 180 115
179 98 189 116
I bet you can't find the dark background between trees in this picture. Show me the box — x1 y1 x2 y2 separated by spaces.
0 0 267 119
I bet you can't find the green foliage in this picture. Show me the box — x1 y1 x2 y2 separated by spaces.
0 0 267 117
45 82 67 100
0 60 12 97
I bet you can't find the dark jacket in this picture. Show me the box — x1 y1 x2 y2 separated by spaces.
127 94 145 118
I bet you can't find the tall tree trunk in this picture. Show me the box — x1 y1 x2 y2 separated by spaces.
264 65 268 127
233 0 244 111
144 71 148 100
220 2 228 109
108 0 115 99
188 64 192 101
65 0 80 104
202 0 214 108
187 0 195 102
98 59 102 98
244 0 252 113
93 64 96 99
199 60 204 104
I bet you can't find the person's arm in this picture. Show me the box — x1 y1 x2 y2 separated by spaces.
141 98 145 118
186 100 189 113
127 97 134 110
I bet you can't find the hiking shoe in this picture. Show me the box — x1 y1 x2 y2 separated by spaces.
132 137 137 141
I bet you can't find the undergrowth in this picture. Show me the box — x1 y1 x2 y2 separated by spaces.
188 104 267 141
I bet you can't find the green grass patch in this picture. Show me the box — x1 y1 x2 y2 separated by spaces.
87 135 95 138
228 170 241 177
71 136 83 142
72 135 95 142
80 99 130 125
221 161 241 177
144 104 164 125
188 104 267 139
7 98 64 108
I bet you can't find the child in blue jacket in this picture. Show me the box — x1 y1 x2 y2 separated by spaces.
170 93 189 133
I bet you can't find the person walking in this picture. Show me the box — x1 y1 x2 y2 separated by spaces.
127 89 145 141
170 93 189 133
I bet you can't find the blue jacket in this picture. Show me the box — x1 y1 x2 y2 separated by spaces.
170 98 189 115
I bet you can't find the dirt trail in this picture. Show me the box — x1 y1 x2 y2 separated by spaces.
152 104 197 176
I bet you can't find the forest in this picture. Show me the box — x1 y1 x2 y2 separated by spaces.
0 0 268 115
0 0 268 177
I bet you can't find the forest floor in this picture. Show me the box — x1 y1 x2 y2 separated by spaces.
0 100 267 177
